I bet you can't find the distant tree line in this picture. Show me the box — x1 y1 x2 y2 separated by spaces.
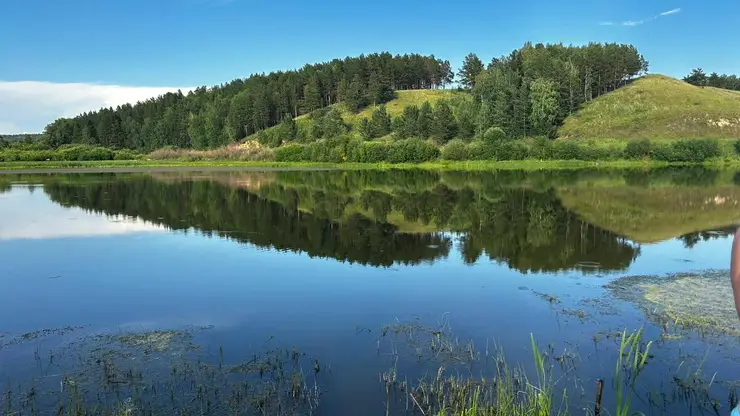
39 42 647 151
683 68 740 90
357 42 647 142
42 53 453 150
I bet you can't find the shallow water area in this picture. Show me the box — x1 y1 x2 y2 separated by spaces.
1 167 740 415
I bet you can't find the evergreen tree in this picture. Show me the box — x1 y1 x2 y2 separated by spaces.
457 53 484 89
302 75 322 112
274 113 297 143
345 74 365 113
369 105 392 138
367 71 394 105
402 105 421 138
432 102 457 142
358 118 372 139
226 91 253 141
683 68 708 87
417 102 434 138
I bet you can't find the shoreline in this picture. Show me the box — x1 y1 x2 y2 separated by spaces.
1 158 738 174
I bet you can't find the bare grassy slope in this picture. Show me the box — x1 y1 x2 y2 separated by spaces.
558 75 740 140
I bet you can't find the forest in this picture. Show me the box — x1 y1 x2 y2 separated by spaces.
683 68 740 90
39 42 648 151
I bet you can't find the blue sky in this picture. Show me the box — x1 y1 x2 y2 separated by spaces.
1 0 738 133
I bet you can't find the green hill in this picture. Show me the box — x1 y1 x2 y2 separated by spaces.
558 75 740 140
247 89 461 142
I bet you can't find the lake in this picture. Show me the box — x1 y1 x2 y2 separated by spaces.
1 167 739 415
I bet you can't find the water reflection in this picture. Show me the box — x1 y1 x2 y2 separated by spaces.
4 167 739 273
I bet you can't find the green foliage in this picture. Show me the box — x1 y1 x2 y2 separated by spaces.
417 102 434 138
386 139 440 163
402 105 421 138
734 140 740 156
42 52 452 150
369 105 392 138
358 118 372 140
274 144 310 162
344 74 366 113
482 127 507 144
431 102 457 143
0 144 117 162
441 139 468 161
457 53 484 89
529 78 559 137
651 139 721 163
624 139 652 159
274 114 298 144
391 116 406 139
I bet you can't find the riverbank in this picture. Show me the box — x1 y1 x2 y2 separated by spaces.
3 158 740 174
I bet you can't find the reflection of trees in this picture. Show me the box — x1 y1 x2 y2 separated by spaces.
44 178 451 268
38 169 650 273
678 226 736 248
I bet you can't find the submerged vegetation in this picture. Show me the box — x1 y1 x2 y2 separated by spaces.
607 271 740 336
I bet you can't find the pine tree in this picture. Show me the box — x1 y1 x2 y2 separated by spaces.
457 53 484 89
369 105 392 138
432 102 457 143
402 105 421 138
302 75 322 112
345 75 365 113
358 118 372 139
417 102 434 138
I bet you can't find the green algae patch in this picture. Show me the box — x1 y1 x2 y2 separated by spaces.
606 270 740 336
114 330 193 352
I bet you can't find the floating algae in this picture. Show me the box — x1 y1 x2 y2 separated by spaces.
114 329 193 352
607 270 740 336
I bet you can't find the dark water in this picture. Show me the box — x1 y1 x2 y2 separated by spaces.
1 168 739 415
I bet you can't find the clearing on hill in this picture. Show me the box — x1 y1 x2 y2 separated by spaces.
558 75 740 140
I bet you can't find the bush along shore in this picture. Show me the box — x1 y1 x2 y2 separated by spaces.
1 137 740 168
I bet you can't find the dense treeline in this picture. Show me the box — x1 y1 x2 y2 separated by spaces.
470 42 647 139
683 68 740 90
38 43 647 152
43 53 453 150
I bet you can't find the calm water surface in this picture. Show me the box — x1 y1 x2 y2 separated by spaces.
1 168 739 415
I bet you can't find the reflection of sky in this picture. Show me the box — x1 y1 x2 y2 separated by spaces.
0 187 166 240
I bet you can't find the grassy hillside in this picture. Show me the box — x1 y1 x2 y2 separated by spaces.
249 89 461 141
559 75 740 140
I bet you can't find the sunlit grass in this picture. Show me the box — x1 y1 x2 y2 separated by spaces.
559 75 740 140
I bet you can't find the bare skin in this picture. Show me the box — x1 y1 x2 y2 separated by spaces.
732 228 740 321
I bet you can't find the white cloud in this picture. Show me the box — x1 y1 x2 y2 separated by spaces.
660 8 681 16
0 81 192 134
601 7 681 28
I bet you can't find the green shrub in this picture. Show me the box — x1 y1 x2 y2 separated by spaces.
734 140 740 156
482 127 506 144
651 143 676 162
465 141 495 160
387 139 440 163
550 141 582 160
357 142 390 163
275 144 309 162
114 149 139 160
529 137 553 159
667 139 720 162
441 139 468 161
494 141 528 160
624 139 652 159
79 147 114 161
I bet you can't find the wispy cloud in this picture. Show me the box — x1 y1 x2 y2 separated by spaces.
0 81 192 134
660 8 681 16
600 7 681 27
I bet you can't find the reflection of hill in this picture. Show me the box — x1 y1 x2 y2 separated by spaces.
44 177 452 268
39 170 641 273
558 186 740 243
